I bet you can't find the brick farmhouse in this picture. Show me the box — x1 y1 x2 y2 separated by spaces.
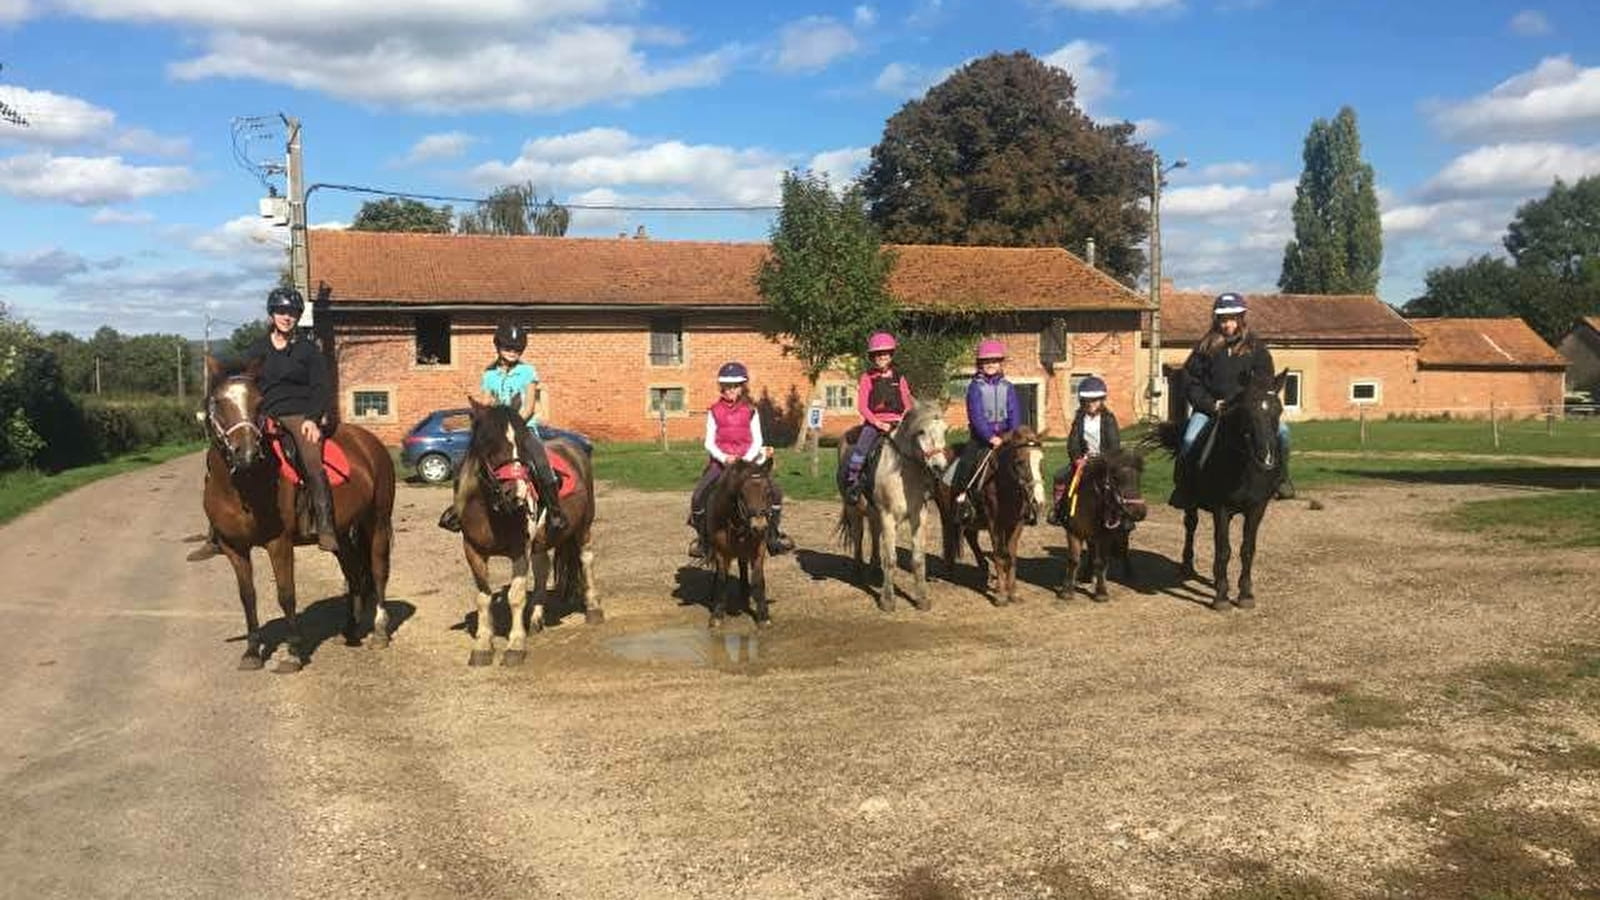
312 231 1150 443
1556 316 1600 396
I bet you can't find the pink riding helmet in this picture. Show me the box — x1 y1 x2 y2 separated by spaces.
976 339 1006 361
867 332 898 353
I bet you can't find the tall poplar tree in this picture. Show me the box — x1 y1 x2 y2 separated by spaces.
1279 106 1383 294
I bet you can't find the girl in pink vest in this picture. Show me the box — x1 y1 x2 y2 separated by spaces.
844 331 915 503
687 362 794 558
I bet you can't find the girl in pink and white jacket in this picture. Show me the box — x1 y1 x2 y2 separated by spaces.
687 361 794 558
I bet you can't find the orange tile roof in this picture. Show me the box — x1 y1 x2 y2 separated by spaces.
1582 316 1600 334
1158 291 1417 345
1410 317 1568 369
309 231 1147 312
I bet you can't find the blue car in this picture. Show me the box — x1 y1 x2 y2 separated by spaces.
400 408 594 484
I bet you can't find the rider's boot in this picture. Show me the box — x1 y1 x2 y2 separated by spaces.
1274 440 1296 500
438 505 462 532
687 509 708 559
186 528 222 562
536 471 568 533
766 506 795 555
309 472 339 552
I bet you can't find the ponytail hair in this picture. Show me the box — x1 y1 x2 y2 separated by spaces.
1197 320 1256 356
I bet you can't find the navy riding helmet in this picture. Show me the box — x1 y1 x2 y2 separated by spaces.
266 286 304 315
717 361 750 384
494 322 528 352
1077 375 1108 400
1212 292 1248 316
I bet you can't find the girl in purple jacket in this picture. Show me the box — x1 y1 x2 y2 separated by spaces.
950 339 1022 522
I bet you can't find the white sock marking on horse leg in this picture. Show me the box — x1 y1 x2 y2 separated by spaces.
580 547 597 611
507 554 529 652
529 551 549 627
474 589 494 653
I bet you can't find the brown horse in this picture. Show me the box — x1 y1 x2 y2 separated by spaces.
456 400 599 667
941 426 1047 606
702 457 775 629
201 356 396 672
1056 449 1147 602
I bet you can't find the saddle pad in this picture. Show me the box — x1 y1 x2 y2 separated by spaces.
534 450 580 501
270 434 352 486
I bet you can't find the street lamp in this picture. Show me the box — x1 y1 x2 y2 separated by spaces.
1147 154 1187 421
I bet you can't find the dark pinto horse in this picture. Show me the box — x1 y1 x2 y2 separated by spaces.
456 399 599 666
1054 449 1147 602
701 457 775 629
941 426 1047 606
201 356 396 672
1148 370 1287 611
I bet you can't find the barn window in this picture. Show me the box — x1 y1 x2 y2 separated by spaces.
648 386 686 415
649 317 683 366
414 314 452 365
352 390 391 418
823 383 856 411
1283 371 1303 411
1349 379 1380 404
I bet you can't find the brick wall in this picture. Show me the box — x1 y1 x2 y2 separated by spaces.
1416 368 1566 418
1157 344 1420 420
331 308 1142 444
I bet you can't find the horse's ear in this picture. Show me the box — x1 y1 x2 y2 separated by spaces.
204 355 224 384
1273 368 1289 394
508 392 523 412
756 454 774 475
467 395 485 418
242 354 264 381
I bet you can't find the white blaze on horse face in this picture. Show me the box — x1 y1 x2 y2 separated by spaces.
506 424 529 503
1027 447 1047 508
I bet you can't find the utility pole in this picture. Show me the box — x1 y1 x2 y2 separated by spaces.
176 339 185 402
94 356 102 395
202 314 212 398
283 115 311 329
1147 154 1186 422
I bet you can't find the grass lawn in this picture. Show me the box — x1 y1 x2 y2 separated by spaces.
1288 416 1600 458
0 442 203 526
1451 491 1600 548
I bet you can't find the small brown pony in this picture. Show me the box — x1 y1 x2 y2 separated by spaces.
201 356 396 672
1055 449 1147 602
702 457 775 629
455 399 599 667
941 426 1047 606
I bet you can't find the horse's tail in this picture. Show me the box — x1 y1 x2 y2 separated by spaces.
1142 421 1183 457
553 535 586 604
941 501 963 566
834 505 860 550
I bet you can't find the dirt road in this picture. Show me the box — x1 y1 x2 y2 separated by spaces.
1 452 1596 898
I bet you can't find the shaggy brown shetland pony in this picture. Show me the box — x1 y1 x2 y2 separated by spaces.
201 356 396 672
941 426 1047 606
455 399 599 667
702 457 775 628
1055 449 1147 602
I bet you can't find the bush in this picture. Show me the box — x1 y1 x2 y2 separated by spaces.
74 397 202 463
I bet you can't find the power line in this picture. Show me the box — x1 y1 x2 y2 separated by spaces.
312 181 781 213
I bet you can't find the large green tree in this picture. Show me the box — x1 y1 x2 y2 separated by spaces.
458 182 571 236
758 171 898 422
1404 175 1600 343
350 197 455 233
1279 106 1383 294
861 51 1154 284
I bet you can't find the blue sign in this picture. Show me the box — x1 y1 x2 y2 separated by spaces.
807 403 824 430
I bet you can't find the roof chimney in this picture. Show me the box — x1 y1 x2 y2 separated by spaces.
1085 237 1096 268
1160 277 1176 294
634 225 648 240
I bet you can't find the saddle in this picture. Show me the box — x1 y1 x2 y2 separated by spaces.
1068 458 1134 532
485 449 580 506
837 424 886 504
265 420 352 487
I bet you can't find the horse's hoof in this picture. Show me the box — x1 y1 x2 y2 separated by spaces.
368 633 389 650
238 653 265 671
1181 566 1199 581
1234 595 1256 610
585 609 605 626
342 631 363 647
876 598 894 614
913 599 931 612
708 616 723 630
273 657 303 674
502 649 527 667
468 650 495 667
992 595 1009 608
1211 598 1232 612
1092 592 1110 603
756 617 773 628
1054 586 1069 601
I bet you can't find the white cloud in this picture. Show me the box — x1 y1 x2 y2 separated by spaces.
1380 204 1444 235
90 207 156 226
0 152 199 205
773 16 859 73
1509 9 1551 36
0 85 189 157
1132 118 1168 139
398 131 476 166
0 0 30 24
1431 56 1600 140
0 247 92 284
853 5 877 27
1043 0 1181 11
1040 40 1114 112
1420 141 1600 200
872 61 951 97
189 215 289 271
1191 161 1258 181
807 146 871 185
56 0 614 32
110 128 191 157
1162 178 1295 218
906 0 945 27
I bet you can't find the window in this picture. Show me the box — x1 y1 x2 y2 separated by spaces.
649 317 683 366
824 383 856 411
440 413 471 432
1350 380 1380 404
648 386 686 415
1283 371 1303 411
352 390 390 419
415 314 451 365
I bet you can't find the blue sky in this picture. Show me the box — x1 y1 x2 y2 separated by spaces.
1 0 1597 337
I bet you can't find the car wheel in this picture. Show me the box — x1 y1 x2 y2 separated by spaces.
417 453 454 484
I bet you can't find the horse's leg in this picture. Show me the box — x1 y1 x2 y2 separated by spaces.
335 526 367 647
1235 503 1266 610
876 507 896 612
751 550 770 627
964 527 989 592
465 543 496 667
265 537 303 673
1057 533 1078 601
528 549 550 634
709 556 729 629
737 555 751 618
581 535 602 625
367 515 393 648
1210 509 1233 611
1091 533 1110 602
1006 525 1025 605
223 544 265 670
1181 508 1199 579
502 551 531 667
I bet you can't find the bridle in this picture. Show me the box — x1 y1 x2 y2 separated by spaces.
206 377 265 471
474 422 534 516
886 414 946 478
730 473 772 537
1096 461 1147 530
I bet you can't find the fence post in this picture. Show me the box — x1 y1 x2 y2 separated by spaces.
1546 405 1556 437
1490 399 1500 449
1358 404 1367 449
654 390 669 453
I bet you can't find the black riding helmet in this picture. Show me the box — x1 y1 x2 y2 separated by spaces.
267 286 305 316
494 322 528 352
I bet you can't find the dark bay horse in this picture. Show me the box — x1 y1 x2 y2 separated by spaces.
702 457 775 629
835 402 949 612
1055 449 1147 602
941 426 1046 606
456 400 599 666
201 357 395 672
1149 370 1287 611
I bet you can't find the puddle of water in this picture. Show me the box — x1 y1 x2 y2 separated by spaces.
605 626 766 674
